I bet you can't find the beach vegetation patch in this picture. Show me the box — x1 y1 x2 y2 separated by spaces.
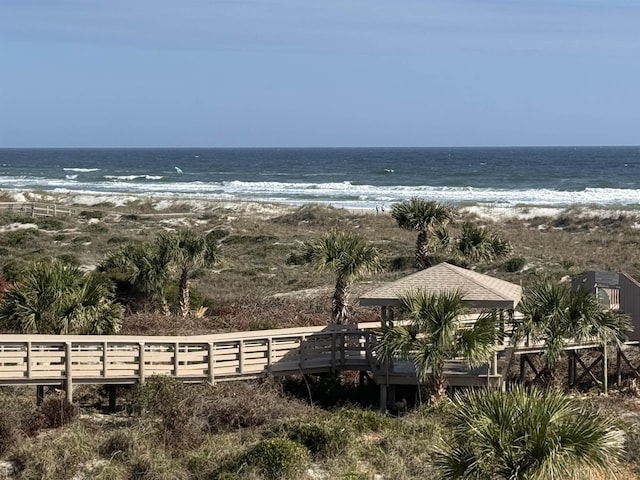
503 256 526 272
229 438 310 480
222 234 276 246
271 204 345 226
278 418 352 459
388 254 415 272
80 209 106 219
72 235 92 244
0 260 123 334
34 216 65 230
107 235 129 244
1 229 40 247
1 260 24 282
436 387 625 480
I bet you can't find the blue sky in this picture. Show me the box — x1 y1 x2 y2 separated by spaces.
1 0 639 147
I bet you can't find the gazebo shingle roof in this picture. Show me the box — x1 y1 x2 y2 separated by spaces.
359 262 522 309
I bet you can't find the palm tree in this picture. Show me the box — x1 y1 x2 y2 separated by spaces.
159 229 220 318
436 387 625 479
513 281 630 385
101 241 173 315
452 222 511 265
303 230 382 324
374 290 497 402
391 198 455 269
0 261 122 334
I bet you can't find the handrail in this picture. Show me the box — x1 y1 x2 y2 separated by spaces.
0 202 76 217
0 323 378 401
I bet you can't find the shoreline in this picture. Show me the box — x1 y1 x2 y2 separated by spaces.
3 188 640 223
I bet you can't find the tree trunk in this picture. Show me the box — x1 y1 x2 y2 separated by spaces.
429 363 447 403
332 278 349 324
416 230 431 270
179 269 190 318
161 298 171 317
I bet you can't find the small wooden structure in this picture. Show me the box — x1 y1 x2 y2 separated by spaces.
360 262 522 322
359 263 523 410
572 270 640 342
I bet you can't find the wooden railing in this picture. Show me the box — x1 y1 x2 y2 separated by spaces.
0 323 377 401
0 202 76 217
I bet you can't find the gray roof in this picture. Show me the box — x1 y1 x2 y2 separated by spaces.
572 271 620 290
359 262 522 309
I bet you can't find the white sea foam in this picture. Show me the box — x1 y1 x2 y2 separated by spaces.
63 168 100 172
104 175 164 181
65 174 78 180
4 175 640 209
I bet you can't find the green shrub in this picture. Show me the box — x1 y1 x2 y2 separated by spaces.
249 318 279 331
38 392 78 428
86 223 109 234
72 235 93 244
1 229 39 246
129 376 208 450
282 418 352 459
238 438 309 480
58 253 80 266
333 407 393 433
1 260 23 282
80 210 106 219
504 256 526 272
223 234 276 246
388 255 415 271
207 228 229 241
107 236 129 244
34 217 64 230
98 430 135 461
285 252 307 266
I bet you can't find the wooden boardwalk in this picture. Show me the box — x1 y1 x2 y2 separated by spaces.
0 320 508 405
0 202 76 217
0 324 376 401
1 319 626 410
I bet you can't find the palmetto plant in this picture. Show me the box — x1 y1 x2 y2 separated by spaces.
374 290 497 402
513 281 630 384
436 387 625 480
453 222 511 265
391 198 455 270
303 230 382 324
101 241 174 315
0 261 122 334
159 228 220 318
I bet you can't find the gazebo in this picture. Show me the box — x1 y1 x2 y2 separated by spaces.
359 262 522 323
359 262 523 410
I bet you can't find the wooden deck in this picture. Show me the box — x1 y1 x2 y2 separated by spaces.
1 317 623 410
0 324 377 399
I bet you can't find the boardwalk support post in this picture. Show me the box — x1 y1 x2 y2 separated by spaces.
108 386 117 412
65 342 73 403
208 342 215 385
36 385 45 405
138 342 145 383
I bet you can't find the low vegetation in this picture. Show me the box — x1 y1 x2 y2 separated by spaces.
2 198 640 478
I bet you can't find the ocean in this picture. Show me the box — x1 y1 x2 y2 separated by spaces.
1 146 640 210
